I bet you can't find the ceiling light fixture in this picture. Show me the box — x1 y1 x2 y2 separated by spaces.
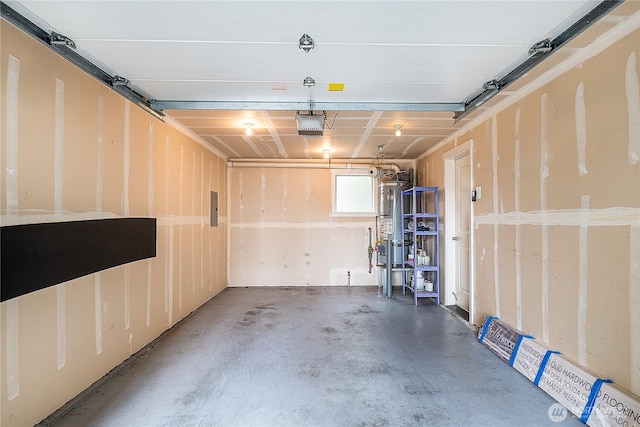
322 147 332 159
299 33 315 52
244 123 254 136
303 76 316 87
394 124 403 137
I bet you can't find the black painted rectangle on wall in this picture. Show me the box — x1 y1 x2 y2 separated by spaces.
1 218 156 302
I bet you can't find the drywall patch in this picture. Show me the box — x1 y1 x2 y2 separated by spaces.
146 259 152 327
1 211 121 226
631 220 640 394
123 102 131 216
209 134 240 158
179 145 184 309
258 111 289 158
95 273 102 355
168 224 174 326
401 136 427 158
57 284 66 369
97 95 104 212
200 153 205 290
6 299 19 399
242 135 264 158
148 122 154 214
515 108 522 330
261 171 266 221
164 136 170 314
6 55 20 215
191 152 196 295
626 51 640 165
146 122 154 327
474 207 640 227
231 221 383 229
305 170 311 285
576 82 588 175
238 170 244 211
208 160 213 292
124 265 131 330
352 111 383 158
541 93 550 343
578 195 590 365
492 116 500 317
55 79 64 214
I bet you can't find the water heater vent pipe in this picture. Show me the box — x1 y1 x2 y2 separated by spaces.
368 165 400 179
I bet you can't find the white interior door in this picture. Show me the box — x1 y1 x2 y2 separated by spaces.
454 155 471 311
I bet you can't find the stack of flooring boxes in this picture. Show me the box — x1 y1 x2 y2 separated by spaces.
478 316 639 426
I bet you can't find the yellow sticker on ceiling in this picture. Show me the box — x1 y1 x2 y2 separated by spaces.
328 83 344 92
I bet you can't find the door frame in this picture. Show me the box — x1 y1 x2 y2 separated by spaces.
442 140 475 324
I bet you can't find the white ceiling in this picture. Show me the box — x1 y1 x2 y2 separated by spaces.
6 0 630 160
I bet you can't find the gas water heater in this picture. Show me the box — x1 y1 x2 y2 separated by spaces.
376 181 408 267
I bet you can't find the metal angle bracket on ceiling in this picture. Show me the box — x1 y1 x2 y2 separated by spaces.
150 100 465 112
0 1 165 120
49 31 76 48
453 0 625 122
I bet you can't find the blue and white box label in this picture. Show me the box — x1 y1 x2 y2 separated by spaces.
538 353 599 418
512 337 547 382
586 382 640 427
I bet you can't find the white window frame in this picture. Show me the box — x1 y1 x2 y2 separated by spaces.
331 169 376 217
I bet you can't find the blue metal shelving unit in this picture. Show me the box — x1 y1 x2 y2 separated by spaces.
401 186 440 306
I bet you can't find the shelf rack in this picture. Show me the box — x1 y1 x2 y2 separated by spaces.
401 186 440 306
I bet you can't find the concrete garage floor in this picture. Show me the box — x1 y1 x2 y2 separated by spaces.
49 287 582 426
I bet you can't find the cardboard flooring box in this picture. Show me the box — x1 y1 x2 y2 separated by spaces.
478 316 528 363
537 353 601 419
586 382 640 427
511 337 547 383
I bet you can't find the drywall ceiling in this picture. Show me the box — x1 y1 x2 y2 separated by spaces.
4 0 631 160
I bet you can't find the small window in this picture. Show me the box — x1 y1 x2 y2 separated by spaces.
332 171 375 216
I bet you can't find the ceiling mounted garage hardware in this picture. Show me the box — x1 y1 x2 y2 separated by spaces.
151 100 464 112
295 111 326 136
303 76 316 87
454 0 623 122
483 80 501 91
49 31 76 49
529 38 554 55
299 33 314 52
0 1 165 121
112 76 129 86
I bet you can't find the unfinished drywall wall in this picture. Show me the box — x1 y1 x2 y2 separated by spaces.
228 162 412 287
0 21 227 426
417 21 640 394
